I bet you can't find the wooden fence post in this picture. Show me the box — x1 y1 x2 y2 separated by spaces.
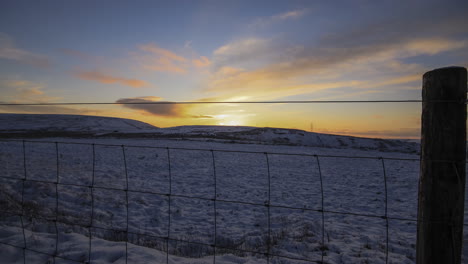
417 66 467 263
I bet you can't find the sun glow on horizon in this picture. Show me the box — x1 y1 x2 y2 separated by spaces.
219 120 241 126
214 113 245 126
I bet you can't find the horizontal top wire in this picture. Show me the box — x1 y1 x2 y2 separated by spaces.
0 99 464 106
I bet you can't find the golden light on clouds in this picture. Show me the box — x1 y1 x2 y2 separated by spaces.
137 43 188 73
75 70 150 88
136 43 213 74
192 56 211 68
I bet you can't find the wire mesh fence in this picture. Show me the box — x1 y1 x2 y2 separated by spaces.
0 138 465 263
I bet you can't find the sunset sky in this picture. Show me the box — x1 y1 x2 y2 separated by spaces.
1 0 467 138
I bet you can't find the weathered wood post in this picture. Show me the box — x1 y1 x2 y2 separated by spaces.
417 66 467 263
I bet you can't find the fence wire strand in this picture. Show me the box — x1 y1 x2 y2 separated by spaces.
211 150 218 264
122 145 129 264
0 139 465 264
88 143 96 264
265 153 272 264
166 147 172 264
0 99 463 106
20 140 27 264
54 142 59 263
314 155 326 264
380 157 389 264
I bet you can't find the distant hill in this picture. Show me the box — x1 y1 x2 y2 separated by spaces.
0 113 158 133
0 113 419 153
154 125 419 154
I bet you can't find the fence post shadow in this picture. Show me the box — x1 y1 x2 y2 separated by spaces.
417 66 467 264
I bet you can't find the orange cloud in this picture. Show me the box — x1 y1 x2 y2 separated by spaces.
137 43 188 74
75 70 149 88
208 68 366 100
360 74 420 89
1 79 61 103
192 56 211 68
139 44 186 62
17 87 44 97
143 57 187 73
136 43 212 73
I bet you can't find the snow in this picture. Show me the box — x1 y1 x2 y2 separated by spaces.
0 114 466 264
0 113 158 133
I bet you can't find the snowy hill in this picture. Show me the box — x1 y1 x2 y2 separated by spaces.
0 114 419 153
0 113 158 133
156 126 419 153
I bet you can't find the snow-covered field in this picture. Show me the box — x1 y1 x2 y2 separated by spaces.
0 115 466 264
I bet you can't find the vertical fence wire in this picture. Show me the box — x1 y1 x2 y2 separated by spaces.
54 142 59 262
20 140 27 264
19 212 26 264
452 162 464 197
122 145 129 264
265 153 272 263
211 150 217 264
314 155 326 263
88 144 96 264
166 147 172 264
380 157 389 264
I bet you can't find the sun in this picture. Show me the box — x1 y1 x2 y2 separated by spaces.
219 120 240 126
216 114 243 126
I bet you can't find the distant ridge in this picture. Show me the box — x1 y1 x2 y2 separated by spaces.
0 113 419 153
0 113 158 133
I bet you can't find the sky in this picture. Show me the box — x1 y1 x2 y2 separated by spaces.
0 0 467 139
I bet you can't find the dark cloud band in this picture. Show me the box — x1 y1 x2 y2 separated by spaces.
116 97 188 117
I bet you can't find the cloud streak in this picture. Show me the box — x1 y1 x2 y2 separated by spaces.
206 36 466 100
251 38 464 82
0 79 98 115
250 9 308 28
0 103 104 116
75 70 150 88
1 79 61 103
320 127 420 139
135 43 214 73
212 38 278 69
60 49 103 63
0 33 51 68
192 56 211 68
137 43 188 74
205 1 468 101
